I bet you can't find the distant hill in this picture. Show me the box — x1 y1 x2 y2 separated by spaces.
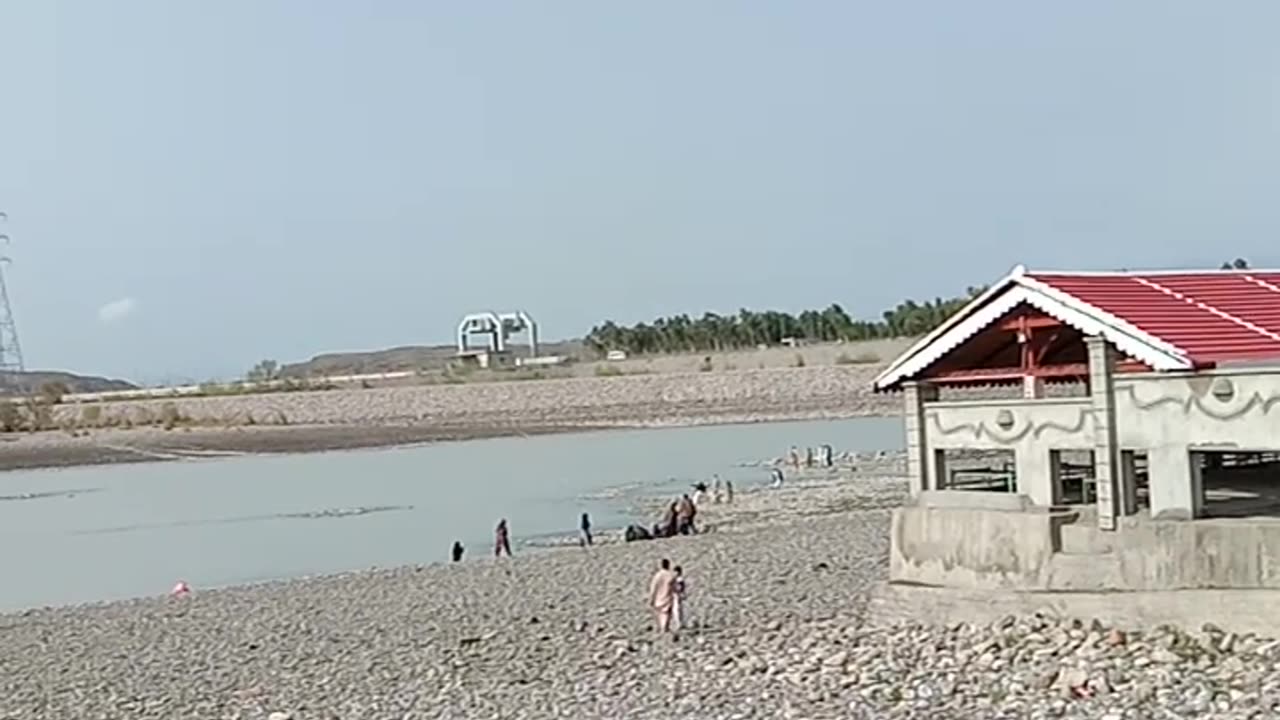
0 371 138 397
280 339 586 377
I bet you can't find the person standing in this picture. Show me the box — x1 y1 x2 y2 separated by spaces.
771 467 785 488
494 518 512 557
676 494 696 535
648 559 678 634
579 512 593 547
671 565 688 632
451 540 465 562
661 501 679 538
724 479 734 504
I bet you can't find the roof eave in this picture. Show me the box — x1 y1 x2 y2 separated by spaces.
873 269 1195 391
871 265 1029 391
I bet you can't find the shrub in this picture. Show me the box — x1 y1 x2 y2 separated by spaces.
38 382 70 405
80 404 103 426
159 402 182 430
0 400 21 432
24 400 54 432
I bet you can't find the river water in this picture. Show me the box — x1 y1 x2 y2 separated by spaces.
0 417 902 611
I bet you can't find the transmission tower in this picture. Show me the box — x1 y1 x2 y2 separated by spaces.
0 212 26 373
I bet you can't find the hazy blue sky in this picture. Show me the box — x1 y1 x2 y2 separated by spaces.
2 2 1279 383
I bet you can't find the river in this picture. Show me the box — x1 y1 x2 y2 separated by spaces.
0 417 902 611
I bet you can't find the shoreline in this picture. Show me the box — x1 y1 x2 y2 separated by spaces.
0 406 900 473
6 460 1272 718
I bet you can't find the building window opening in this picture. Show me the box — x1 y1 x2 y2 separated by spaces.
1197 451 1280 519
938 449 1016 492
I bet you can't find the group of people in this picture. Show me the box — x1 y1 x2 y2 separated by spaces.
654 494 699 538
647 558 689 635
450 513 595 562
787 443 835 469
694 474 735 505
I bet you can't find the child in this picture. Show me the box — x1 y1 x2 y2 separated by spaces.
672 565 688 632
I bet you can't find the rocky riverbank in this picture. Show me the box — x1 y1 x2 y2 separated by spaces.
5 467 1280 718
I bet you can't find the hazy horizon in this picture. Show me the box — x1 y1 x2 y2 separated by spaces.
4 2 1280 384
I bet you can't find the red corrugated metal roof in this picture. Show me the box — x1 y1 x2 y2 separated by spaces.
1026 271 1280 365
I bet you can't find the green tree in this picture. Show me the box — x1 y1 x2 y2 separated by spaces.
583 286 985 356
246 359 281 383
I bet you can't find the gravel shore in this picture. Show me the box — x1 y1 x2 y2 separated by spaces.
6 463 1280 719
0 365 898 471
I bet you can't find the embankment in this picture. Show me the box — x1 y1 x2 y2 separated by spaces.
52 364 897 429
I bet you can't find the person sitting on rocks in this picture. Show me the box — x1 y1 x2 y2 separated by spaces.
494 518 512 557
451 540 464 563
648 558 678 635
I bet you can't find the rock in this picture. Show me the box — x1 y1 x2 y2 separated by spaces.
822 651 848 668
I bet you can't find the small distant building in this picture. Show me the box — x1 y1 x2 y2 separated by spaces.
873 265 1280 628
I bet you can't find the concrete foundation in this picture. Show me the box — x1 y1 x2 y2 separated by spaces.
868 583 1280 638
890 501 1280 592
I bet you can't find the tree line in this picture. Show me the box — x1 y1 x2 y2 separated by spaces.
584 287 987 356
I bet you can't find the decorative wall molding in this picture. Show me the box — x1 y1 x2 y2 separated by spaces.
1119 382 1280 421
928 408 1092 444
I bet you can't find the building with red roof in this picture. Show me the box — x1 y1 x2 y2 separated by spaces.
876 265 1280 605
876 265 1280 393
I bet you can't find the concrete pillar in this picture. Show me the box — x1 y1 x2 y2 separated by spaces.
928 448 949 491
1049 449 1066 505
1148 446 1198 520
1087 336 1120 531
1022 375 1045 399
902 382 938 495
1017 448 1055 506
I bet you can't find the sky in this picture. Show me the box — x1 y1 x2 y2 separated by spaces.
2 2 1280 383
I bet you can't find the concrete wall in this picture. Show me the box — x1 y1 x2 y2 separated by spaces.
1114 370 1280 519
918 368 1280 517
891 504 1280 593
1112 370 1280 450
888 499 1071 590
923 398 1092 506
868 583 1280 638
1109 519 1280 591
